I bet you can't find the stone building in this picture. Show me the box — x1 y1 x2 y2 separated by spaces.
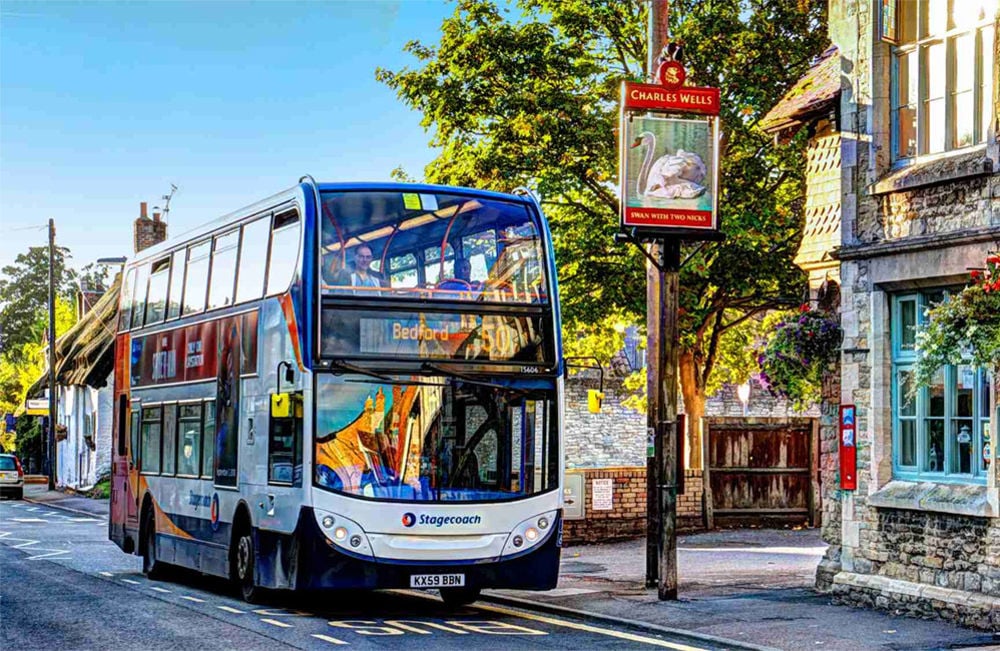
764 0 999 631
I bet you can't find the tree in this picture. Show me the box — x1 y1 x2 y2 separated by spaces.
0 245 76 361
0 296 77 418
377 0 828 466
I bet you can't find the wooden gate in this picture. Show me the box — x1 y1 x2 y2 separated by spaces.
707 419 817 523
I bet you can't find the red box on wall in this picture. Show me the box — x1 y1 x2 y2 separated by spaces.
839 405 857 490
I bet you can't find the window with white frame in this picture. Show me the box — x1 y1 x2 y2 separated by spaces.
890 0 995 162
892 291 991 482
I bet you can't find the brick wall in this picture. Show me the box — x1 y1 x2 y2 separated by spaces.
562 467 704 545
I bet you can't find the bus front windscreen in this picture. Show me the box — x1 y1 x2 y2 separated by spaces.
320 190 548 304
313 375 558 502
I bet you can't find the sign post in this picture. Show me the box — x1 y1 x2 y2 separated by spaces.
623 0 722 601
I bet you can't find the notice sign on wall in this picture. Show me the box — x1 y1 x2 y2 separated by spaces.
591 478 614 511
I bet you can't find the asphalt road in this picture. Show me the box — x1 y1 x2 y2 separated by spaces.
0 498 746 651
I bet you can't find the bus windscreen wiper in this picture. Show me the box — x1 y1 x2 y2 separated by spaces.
421 362 530 396
332 359 447 387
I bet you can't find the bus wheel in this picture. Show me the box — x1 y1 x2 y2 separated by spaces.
232 524 261 603
141 508 165 580
440 586 481 607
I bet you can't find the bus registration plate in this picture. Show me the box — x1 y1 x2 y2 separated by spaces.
410 573 465 588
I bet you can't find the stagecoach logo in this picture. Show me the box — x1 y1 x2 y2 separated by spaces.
401 512 482 528
210 493 221 532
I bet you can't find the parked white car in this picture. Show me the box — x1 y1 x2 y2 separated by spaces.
0 454 25 499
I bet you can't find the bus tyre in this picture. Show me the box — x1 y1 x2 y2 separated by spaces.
440 586 481 607
233 525 262 603
141 508 165 580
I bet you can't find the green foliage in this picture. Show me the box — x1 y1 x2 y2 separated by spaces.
89 477 111 499
0 297 77 419
562 312 636 371
0 245 76 361
15 414 42 460
377 0 828 406
757 308 842 409
914 255 1000 387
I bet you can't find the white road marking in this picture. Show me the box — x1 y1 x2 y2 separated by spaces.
121 579 141 585
260 618 292 628
25 507 41 512
311 634 349 645
99 572 114 577
11 518 48 523
70 517 98 522
0 531 12 538
680 546 827 556
27 549 70 561
13 540 39 548
151 587 172 593
180 596 206 603
218 606 244 614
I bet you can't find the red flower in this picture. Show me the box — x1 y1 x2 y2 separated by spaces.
971 270 982 281
799 303 810 313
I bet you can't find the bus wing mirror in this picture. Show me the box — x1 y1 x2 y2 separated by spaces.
271 393 291 418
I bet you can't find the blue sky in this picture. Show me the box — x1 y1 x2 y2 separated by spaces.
1 0 454 271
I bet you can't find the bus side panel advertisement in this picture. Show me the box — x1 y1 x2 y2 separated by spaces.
215 316 241 487
130 321 219 388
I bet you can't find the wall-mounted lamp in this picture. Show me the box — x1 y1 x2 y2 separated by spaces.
736 381 751 417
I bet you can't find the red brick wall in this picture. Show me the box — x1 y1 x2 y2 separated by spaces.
562 467 704 544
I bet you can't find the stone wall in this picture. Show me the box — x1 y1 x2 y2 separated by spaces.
565 373 816 471
562 467 705 545
565 375 645 469
832 509 1000 630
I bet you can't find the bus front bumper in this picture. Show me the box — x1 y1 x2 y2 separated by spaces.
290 507 562 592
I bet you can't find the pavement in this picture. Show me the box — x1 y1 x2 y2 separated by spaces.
20 485 1000 650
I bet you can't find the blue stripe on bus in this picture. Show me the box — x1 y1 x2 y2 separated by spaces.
299 181 317 369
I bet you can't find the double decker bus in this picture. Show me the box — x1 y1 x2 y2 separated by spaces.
109 179 564 605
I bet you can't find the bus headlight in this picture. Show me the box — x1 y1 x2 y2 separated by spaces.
313 508 374 559
502 510 558 557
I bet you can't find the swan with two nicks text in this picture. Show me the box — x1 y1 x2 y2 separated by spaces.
631 131 708 200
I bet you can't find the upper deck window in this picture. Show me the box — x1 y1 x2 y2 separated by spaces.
266 210 301 296
320 191 548 304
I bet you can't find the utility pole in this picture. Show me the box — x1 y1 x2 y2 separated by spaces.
643 0 680 600
47 218 57 491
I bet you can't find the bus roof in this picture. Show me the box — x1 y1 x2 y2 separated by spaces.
126 181 536 268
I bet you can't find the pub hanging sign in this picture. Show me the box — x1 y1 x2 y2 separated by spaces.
619 51 722 238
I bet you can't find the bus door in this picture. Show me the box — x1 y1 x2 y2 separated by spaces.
112 395 140 531
111 395 129 536
262 391 304 524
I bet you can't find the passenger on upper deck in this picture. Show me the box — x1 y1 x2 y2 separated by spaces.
436 258 479 292
335 245 386 289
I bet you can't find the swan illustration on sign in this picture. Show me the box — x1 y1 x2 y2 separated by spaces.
631 131 707 199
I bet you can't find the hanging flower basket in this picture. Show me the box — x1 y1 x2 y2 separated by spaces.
757 305 842 409
914 253 1000 388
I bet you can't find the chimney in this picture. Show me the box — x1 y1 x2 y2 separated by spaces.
134 200 168 253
